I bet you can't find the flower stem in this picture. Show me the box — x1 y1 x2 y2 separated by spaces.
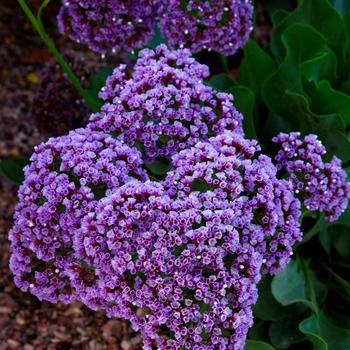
219 54 229 74
17 0 101 112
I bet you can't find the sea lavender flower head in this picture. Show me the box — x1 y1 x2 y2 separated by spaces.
89 45 244 162
273 132 350 221
155 0 253 55
77 179 259 349
164 131 302 275
57 0 155 55
31 52 96 136
9 128 146 303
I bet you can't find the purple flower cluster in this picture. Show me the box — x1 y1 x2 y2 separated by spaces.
76 179 258 349
9 46 350 350
164 132 302 275
57 1 253 56
273 132 350 222
9 128 146 303
58 0 154 55
156 0 253 55
89 45 243 161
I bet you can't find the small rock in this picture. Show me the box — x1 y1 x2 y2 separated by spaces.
7 339 20 350
121 340 132 350
23 345 34 350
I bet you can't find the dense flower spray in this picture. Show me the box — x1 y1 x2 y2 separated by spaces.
57 1 253 56
8 45 350 350
155 0 253 55
57 0 155 55
89 45 243 161
164 131 302 275
9 128 146 303
273 132 350 221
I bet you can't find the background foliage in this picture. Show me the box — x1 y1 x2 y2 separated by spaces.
1 1 350 349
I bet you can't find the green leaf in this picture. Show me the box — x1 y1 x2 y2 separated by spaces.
265 90 350 162
307 80 350 126
87 66 114 101
146 27 165 49
190 179 211 193
299 316 328 350
244 340 275 350
271 0 348 74
327 226 350 257
272 257 326 310
236 40 275 101
253 277 286 321
264 1 291 19
271 10 290 27
330 0 350 15
326 268 350 296
130 27 166 60
263 24 337 120
272 260 312 308
269 317 305 349
248 321 270 342
144 157 171 176
227 85 257 139
206 73 234 91
300 312 350 350
300 52 337 85
0 157 29 185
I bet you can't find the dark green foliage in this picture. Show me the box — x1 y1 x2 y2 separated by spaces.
0 158 29 185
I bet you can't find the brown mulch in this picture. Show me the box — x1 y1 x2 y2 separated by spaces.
0 1 141 349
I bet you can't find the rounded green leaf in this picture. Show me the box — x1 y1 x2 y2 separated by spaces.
206 73 234 91
244 340 275 350
0 157 29 185
271 260 310 308
253 277 286 321
227 85 256 139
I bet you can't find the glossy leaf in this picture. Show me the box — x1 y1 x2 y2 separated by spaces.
236 40 275 101
227 85 257 139
271 0 348 72
299 312 350 350
327 226 350 257
307 80 350 126
330 0 350 15
299 316 328 350
269 317 305 349
0 158 29 185
263 24 337 119
244 340 275 350
271 260 311 308
206 73 234 91
253 277 286 321
144 157 171 176
87 66 114 102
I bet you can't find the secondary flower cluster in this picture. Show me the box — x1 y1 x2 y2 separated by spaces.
31 52 97 136
58 0 155 56
9 128 146 303
89 44 243 161
9 46 350 350
156 0 253 55
273 132 350 222
58 0 253 55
